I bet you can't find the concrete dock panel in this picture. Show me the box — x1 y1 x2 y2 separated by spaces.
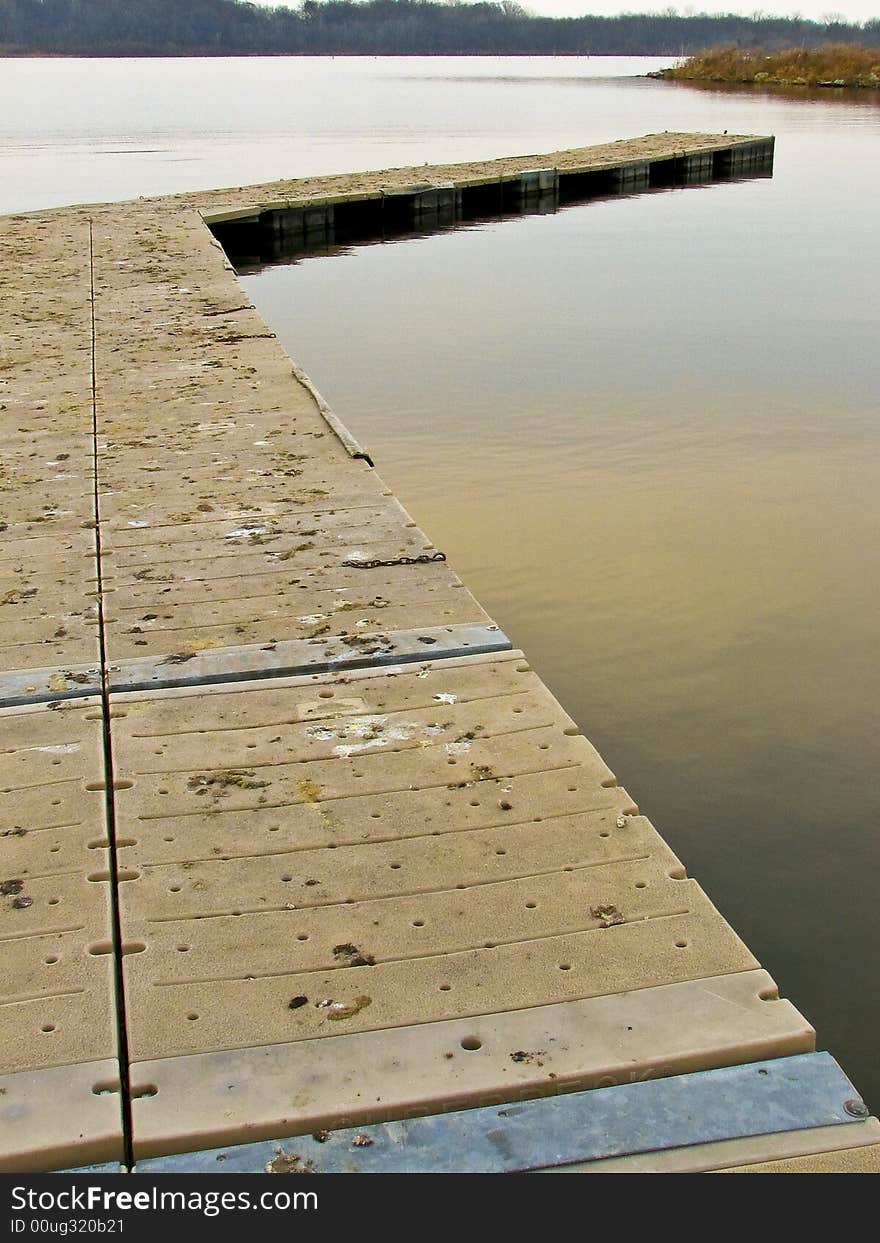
108 654 812 1150
0 214 100 676
0 698 124 1168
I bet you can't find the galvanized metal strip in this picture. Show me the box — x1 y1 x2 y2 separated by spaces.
104 624 510 695
0 626 511 706
60 1164 126 1175
0 663 103 708
134 1052 864 1174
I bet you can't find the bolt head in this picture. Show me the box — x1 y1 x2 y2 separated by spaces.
844 1098 869 1118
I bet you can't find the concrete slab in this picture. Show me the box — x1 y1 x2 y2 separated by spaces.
542 1118 880 1173
719 1141 880 1173
0 213 100 675
127 970 811 1159
0 1059 125 1172
106 651 812 1154
0 699 124 1169
0 699 118 1071
103 567 491 661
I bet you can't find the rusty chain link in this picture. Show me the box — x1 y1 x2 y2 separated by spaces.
342 551 447 569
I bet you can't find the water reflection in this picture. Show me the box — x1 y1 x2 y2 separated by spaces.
661 75 880 110
221 155 771 269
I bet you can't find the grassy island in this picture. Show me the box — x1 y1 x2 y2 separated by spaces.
652 44 880 89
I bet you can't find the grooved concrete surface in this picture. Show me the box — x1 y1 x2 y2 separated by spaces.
0 698 117 1069
719 1141 880 1174
0 698 123 1169
90 211 489 666
0 133 869 1171
112 652 765 1063
0 217 100 673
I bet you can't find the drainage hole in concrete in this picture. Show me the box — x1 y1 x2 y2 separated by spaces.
635 882 647 889
389 863 401 870
41 1024 55 1033
169 885 181 893
44 956 59 964
187 1013 199 1021
525 902 537 909
461 1037 482 1051
559 963 571 971
440 984 451 991
675 940 689 949
131 1085 158 1099
177 944 190 952
496 849 506 856
413 919 425 927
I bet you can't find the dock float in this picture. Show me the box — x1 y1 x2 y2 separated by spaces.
1 133 877 1174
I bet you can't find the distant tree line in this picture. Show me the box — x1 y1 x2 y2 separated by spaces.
1 0 876 58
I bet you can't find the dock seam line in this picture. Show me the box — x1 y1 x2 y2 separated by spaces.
88 219 135 1169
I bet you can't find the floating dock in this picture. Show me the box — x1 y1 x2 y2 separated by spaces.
1 133 877 1174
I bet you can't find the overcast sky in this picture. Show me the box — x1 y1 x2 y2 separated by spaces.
252 0 878 23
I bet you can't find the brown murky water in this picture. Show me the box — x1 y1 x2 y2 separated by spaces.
3 56 878 1109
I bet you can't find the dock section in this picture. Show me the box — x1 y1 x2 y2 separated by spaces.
1 133 877 1173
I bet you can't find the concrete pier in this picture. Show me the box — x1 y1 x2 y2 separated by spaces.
1 132 877 1173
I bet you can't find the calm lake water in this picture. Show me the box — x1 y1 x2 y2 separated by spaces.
4 57 878 1109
